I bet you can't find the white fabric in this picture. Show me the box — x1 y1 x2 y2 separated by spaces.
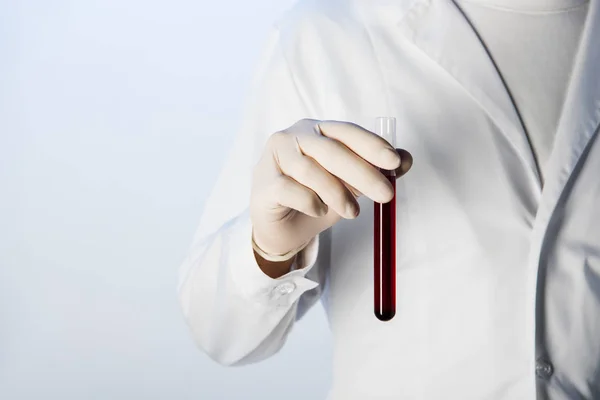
178 0 600 399
456 0 589 179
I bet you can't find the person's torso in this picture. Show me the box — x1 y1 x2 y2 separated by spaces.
456 0 590 180
276 0 600 398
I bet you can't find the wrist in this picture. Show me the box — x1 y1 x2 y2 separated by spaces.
251 228 312 278
252 249 296 278
251 230 302 262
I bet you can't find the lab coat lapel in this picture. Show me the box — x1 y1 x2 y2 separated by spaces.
396 0 542 188
532 0 600 235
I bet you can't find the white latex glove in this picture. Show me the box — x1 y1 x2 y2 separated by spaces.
250 118 412 261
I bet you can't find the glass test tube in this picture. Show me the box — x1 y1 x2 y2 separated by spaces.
374 117 397 321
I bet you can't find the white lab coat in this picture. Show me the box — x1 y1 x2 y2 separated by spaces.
178 0 600 398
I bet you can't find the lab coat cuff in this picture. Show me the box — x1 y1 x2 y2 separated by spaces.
228 214 320 307
292 233 319 272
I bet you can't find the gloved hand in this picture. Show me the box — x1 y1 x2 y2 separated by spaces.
250 119 412 267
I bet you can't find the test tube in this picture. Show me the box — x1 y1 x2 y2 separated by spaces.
374 117 396 321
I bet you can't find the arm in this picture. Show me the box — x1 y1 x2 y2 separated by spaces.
177 26 325 366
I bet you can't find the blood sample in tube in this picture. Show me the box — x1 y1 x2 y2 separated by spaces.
374 117 397 321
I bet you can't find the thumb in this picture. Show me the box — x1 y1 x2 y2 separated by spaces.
394 148 413 178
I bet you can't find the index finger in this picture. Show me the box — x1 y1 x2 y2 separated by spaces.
317 120 400 170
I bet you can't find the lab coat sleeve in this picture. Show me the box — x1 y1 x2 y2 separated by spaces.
178 25 325 367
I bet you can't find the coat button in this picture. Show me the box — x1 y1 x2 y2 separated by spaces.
274 281 296 297
535 359 554 380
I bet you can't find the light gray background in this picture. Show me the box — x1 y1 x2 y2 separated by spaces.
1 1 332 399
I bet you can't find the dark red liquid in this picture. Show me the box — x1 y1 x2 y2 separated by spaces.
374 172 396 321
